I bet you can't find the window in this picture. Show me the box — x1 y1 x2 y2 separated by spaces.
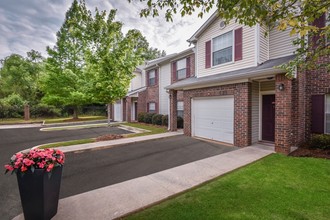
148 102 156 113
176 59 186 80
177 101 184 118
326 95 330 133
212 31 233 66
148 70 156 86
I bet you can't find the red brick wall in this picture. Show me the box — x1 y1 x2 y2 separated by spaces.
137 90 147 115
182 82 252 147
171 54 195 84
169 90 178 131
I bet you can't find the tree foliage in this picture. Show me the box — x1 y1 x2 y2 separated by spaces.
0 51 43 102
129 0 330 75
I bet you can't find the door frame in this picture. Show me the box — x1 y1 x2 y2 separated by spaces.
259 91 275 141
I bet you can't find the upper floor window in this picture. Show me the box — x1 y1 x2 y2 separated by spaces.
148 70 156 86
176 59 187 80
212 31 233 66
148 102 156 113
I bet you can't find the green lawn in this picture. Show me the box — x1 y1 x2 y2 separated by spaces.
125 154 330 220
123 123 168 138
38 138 94 149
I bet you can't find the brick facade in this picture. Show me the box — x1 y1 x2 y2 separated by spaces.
169 90 178 131
181 82 252 147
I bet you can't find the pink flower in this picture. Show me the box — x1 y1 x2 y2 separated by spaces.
46 163 54 172
23 158 35 167
4 165 14 171
21 166 27 172
37 161 46 169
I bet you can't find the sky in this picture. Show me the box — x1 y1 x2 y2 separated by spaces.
0 0 214 59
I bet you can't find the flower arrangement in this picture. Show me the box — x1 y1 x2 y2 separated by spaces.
4 148 65 174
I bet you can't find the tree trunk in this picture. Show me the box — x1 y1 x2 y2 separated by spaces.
107 103 111 126
73 106 78 119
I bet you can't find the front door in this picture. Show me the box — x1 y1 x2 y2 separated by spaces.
262 94 275 142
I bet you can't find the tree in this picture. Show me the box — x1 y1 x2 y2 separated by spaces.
41 0 92 119
0 52 42 102
129 0 330 75
144 47 166 60
84 9 148 124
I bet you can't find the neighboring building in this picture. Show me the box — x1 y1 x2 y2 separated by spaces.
166 11 329 154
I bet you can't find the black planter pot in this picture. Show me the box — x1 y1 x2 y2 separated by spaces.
16 166 63 220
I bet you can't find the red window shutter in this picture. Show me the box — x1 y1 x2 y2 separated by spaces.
147 102 150 112
205 40 211 68
172 62 177 82
155 68 158 86
186 57 191 78
311 95 325 134
311 13 326 47
235 27 243 61
156 102 158 114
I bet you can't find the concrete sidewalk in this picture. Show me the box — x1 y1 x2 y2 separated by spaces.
14 143 274 220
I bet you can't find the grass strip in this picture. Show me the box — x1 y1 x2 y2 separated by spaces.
125 154 330 220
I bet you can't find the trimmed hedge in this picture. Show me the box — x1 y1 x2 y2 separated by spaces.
30 104 61 118
309 134 330 150
138 112 147 122
144 113 155 124
152 114 163 125
162 115 168 126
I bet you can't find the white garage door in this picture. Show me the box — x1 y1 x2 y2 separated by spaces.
192 96 234 144
113 100 123 122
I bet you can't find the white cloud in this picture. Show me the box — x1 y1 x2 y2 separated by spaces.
0 0 214 59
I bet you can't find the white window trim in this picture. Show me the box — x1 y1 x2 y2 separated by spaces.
211 29 235 68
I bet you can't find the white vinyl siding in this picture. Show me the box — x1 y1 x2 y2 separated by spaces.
176 58 187 80
326 95 330 134
197 18 256 78
159 63 171 115
259 25 269 63
192 96 234 144
251 81 260 143
269 26 297 59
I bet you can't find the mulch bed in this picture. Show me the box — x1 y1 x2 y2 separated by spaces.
95 134 123 142
289 148 330 159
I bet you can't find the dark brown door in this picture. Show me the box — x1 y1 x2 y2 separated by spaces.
134 102 138 121
262 94 275 142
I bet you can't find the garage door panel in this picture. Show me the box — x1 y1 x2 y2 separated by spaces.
193 97 234 144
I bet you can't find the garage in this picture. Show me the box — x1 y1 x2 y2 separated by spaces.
113 100 123 122
192 96 234 144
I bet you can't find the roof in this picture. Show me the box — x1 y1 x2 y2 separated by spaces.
145 48 195 70
127 86 146 97
166 55 295 90
187 11 219 43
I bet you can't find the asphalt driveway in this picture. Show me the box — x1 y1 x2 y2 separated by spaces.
2 133 238 219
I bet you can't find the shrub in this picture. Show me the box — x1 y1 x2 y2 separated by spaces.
162 115 168 126
309 134 330 150
30 104 61 118
138 112 147 122
152 114 163 125
177 116 184 128
0 95 24 118
144 113 155 124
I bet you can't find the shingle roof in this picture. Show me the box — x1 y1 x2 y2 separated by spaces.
166 55 295 90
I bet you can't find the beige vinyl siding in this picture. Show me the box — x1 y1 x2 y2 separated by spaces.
158 63 171 115
259 25 269 63
260 81 275 91
130 72 142 91
251 81 260 143
269 27 297 59
197 18 256 78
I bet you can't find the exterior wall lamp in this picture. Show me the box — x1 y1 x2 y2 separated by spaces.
277 83 285 91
